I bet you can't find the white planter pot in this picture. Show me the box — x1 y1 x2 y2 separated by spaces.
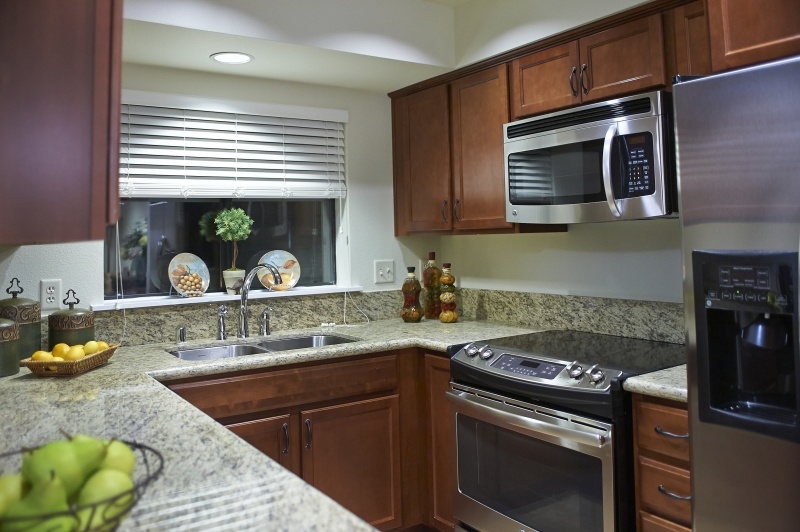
222 269 245 295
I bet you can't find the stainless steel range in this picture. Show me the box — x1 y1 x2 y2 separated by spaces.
447 330 685 532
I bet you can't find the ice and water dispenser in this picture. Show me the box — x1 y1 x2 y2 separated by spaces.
693 250 800 443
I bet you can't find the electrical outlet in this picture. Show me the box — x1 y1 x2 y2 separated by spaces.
40 279 62 311
374 260 395 284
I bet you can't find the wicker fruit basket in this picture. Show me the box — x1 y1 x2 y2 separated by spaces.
0 440 163 532
21 345 120 377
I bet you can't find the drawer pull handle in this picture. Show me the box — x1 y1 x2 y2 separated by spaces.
305 419 312 450
441 199 449 224
654 425 689 439
569 66 578 97
658 484 692 501
281 422 289 455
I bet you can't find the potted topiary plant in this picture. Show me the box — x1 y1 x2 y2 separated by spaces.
214 207 254 294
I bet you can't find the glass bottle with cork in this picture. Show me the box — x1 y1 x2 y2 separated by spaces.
422 252 441 320
439 263 458 323
400 267 422 323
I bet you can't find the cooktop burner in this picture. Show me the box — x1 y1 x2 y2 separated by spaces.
484 330 686 376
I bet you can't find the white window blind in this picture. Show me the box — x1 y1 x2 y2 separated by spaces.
119 104 346 199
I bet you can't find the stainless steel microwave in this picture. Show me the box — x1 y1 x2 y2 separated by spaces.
503 91 676 224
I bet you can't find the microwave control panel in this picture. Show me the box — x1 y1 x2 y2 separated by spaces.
619 132 655 198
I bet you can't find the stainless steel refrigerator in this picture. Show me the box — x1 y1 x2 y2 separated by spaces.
674 55 800 531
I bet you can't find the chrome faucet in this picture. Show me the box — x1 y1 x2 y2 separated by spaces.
238 264 282 338
260 307 274 336
217 305 228 340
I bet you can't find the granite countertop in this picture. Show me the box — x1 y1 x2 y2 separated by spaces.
0 318 536 530
623 364 688 403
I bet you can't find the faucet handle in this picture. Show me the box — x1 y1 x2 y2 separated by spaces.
218 304 228 316
176 326 186 343
260 307 274 336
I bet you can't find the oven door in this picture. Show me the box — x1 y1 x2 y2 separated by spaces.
447 384 615 532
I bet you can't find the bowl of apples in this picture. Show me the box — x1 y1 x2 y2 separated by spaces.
0 433 163 531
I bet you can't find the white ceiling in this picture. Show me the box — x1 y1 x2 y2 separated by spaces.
123 0 464 93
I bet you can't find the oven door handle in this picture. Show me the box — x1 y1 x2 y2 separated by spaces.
602 123 623 219
446 389 610 449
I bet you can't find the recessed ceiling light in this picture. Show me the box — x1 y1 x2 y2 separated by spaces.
210 52 253 64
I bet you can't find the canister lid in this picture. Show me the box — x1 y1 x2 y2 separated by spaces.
0 278 41 324
49 289 94 330
0 318 20 342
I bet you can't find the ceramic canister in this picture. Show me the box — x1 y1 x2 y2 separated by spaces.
0 318 20 377
0 278 42 361
48 289 95 350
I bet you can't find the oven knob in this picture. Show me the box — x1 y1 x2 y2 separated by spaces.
587 364 605 384
480 348 494 360
466 345 480 357
567 361 583 379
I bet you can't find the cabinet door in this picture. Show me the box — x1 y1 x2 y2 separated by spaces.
226 413 301 476
424 354 455 531
450 66 514 233
579 14 666 103
0 0 121 245
707 0 800 72
393 85 452 235
509 41 581 119
665 0 712 80
302 395 402 531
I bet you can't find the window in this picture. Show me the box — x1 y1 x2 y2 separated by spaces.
103 94 347 300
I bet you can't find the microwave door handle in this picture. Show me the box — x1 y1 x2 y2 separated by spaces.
602 123 623 218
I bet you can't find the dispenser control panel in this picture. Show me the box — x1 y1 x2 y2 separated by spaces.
693 250 796 312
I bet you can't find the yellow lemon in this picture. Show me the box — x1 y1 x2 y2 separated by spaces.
48 356 64 371
83 341 99 355
31 351 54 361
96 341 110 351
51 343 70 358
64 346 86 361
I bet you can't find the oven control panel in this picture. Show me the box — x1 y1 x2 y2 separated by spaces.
492 354 564 379
454 342 622 392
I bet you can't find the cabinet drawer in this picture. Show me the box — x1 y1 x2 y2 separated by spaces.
169 354 398 419
635 397 690 463
640 510 691 532
638 456 692 526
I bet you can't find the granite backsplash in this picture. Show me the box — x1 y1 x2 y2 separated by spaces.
37 289 684 347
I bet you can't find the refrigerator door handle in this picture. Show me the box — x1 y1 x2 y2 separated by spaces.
602 123 622 218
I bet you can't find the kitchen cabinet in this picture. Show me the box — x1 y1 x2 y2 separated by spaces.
393 66 512 235
663 0 712 81
510 14 666 119
167 353 402 530
633 394 692 531
0 0 121 245
707 0 800 72
424 353 455 531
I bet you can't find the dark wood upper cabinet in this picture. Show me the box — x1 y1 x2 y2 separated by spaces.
449 65 513 233
0 0 121 245
392 84 452 235
510 14 666 119
707 0 800 72
664 0 712 80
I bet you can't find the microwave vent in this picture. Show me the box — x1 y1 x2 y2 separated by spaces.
506 97 652 139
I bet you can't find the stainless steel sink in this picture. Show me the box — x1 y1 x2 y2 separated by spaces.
168 334 356 360
258 334 356 352
169 343 269 361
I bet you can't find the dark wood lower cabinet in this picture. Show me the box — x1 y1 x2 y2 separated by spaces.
424 354 455 531
226 413 301 476
302 395 402 531
167 350 458 531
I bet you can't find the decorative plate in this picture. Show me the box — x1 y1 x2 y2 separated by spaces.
258 250 301 291
168 253 210 297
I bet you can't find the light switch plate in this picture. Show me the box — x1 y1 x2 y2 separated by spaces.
374 260 395 284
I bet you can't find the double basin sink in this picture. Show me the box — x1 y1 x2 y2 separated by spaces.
168 334 357 361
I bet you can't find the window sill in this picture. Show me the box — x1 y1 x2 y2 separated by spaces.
92 285 364 312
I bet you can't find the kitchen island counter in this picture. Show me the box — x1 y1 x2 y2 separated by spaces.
0 318 535 530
